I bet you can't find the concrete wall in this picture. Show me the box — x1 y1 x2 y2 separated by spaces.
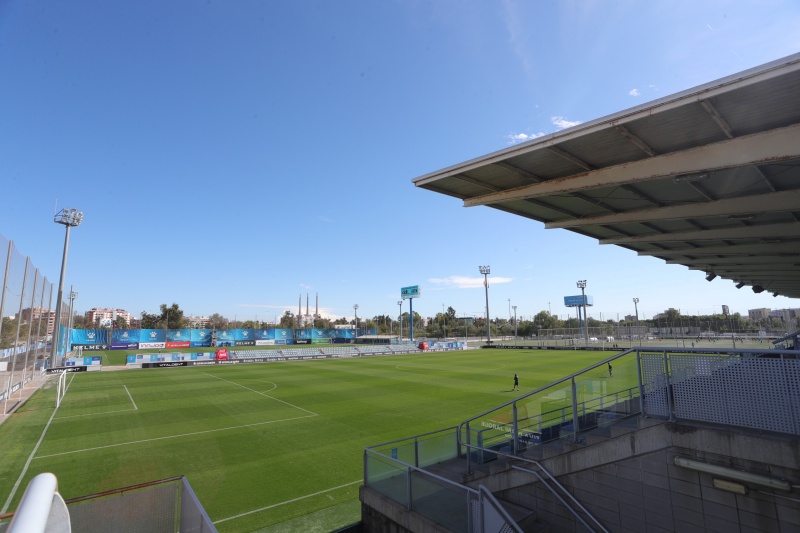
498 423 800 532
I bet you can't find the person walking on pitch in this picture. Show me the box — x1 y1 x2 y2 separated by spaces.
513 373 519 391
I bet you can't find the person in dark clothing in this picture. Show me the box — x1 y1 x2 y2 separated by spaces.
608 362 613 377
513 373 519 391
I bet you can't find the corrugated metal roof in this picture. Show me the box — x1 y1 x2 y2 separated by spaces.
414 53 800 299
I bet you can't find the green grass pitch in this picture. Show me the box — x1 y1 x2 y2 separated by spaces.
0 348 622 532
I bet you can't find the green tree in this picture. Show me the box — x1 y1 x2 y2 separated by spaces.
279 311 295 329
113 316 128 329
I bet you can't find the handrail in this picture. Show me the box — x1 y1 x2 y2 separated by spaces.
364 447 478 495
366 425 459 451
478 485 523 533
459 349 637 431
511 465 608 533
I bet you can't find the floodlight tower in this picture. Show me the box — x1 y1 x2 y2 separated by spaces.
479 265 491 344
353 304 359 343
577 280 587 344
512 305 517 343
50 208 83 369
67 287 78 333
633 298 640 345
397 300 402 341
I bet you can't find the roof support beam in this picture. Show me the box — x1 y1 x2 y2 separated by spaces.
463 123 800 207
638 242 800 256
670 255 800 266
600 222 800 244
545 190 800 229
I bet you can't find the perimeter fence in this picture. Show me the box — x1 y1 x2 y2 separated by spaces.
0 235 58 413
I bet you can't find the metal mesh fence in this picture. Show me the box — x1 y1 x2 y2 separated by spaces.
1 236 56 413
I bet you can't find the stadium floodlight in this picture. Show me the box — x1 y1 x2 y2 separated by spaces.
633 298 640 346
397 300 402 340
353 304 359 341
735 281 745 289
705 272 717 282
50 208 83 369
773 292 780 297
479 266 491 344
512 305 517 342
752 285 765 293
577 280 587 344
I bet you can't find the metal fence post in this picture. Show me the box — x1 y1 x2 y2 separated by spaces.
636 349 646 418
466 421 472 474
571 376 580 442
663 350 675 422
512 401 519 454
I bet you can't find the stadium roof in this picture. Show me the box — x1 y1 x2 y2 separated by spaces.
414 53 800 300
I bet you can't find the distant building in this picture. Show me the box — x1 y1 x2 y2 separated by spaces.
20 307 56 334
748 308 771 320
85 308 134 327
186 315 211 329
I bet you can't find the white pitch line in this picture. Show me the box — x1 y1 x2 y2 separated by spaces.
55 408 137 420
54 384 139 419
33 413 317 460
214 479 362 524
1 373 75 514
124 385 138 410
201 372 317 416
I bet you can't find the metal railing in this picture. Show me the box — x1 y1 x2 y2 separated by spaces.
364 428 520 532
364 346 800 532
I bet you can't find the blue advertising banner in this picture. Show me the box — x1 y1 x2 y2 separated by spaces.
166 329 191 348
274 328 293 345
311 329 331 340
111 329 140 350
564 295 594 307
167 329 191 342
139 329 166 349
215 329 235 346
112 329 139 343
70 329 109 345
190 329 213 347
234 328 255 341
254 328 274 340
296 329 312 340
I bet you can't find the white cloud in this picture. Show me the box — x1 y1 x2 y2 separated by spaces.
629 88 641 97
428 275 513 289
506 131 546 145
551 116 582 129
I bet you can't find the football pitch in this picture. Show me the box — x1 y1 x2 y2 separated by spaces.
0 348 618 532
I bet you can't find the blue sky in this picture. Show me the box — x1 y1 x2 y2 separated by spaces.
1 1 799 324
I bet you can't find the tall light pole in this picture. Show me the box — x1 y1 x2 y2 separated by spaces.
397 300 402 341
512 305 517 343
442 303 446 338
67 288 78 347
479 265 491 344
353 304 359 344
50 208 83 368
577 280 587 344
633 298 640 346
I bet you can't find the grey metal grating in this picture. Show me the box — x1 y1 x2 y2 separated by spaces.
641 353 669 417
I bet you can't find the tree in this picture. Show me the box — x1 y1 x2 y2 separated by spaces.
159 303 185 330
113 316 128 329
279 311 295 329
208 313 228 330
140 311 160 329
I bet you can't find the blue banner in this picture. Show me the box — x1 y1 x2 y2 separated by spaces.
215 329 235 346
234 328 255 342
112 329 140 343
190 329 213 347
254 328 274 341
167 329 192 342
312 329 331 340
140 329 167 343
70 329 109 345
